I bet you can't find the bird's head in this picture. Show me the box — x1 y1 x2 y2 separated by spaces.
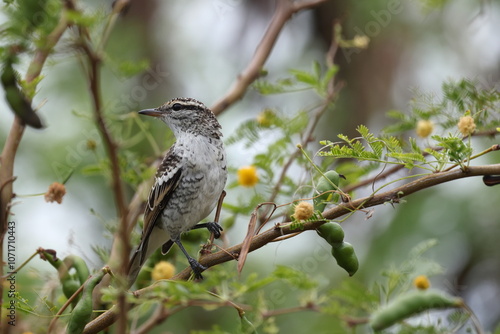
139 97 222 139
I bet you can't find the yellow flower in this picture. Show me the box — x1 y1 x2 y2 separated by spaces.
413 275 430 290
293 201 314 221
44 182 66 204
458 115 476 136
416 120 434 138
256 109 275 128
237 166 259 187
151 261 175 281
353 35 370 48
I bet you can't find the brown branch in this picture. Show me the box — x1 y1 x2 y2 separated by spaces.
77 22 130 334
133 296 251 334
258 100 336 226
343 163 405 194
47 283 85 334
79 37 129 253
0 3 73 331
83 163 500 333
210 0 328 115
261 303 319 318
132 304 172 334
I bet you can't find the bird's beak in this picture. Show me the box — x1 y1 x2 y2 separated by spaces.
138 108 162 118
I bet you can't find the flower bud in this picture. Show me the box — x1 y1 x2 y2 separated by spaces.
416 120 434 138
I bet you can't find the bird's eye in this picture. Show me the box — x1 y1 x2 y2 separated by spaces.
172 103 182 111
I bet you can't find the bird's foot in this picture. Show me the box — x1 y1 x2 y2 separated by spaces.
191 221 223 239
188 257 207 280
204 221 223 239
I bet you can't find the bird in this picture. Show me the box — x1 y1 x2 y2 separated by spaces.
1 53 44 129
128 97 227 285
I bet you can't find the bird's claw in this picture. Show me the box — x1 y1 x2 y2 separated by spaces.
205 221 223 239
188 258 207 280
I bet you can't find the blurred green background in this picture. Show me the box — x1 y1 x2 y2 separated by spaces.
1 0 499 332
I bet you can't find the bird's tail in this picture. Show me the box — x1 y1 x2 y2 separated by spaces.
127 229 173 287
127 248 143 288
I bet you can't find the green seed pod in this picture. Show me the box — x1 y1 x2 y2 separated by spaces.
63 255 90 285
62 279 81 306
317 222 344 246
369 289 463 331
331 242 359 276
314 170 340 212
67 268 107 334
41 249 62 269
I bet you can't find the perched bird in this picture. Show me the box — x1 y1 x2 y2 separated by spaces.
128 98 227 285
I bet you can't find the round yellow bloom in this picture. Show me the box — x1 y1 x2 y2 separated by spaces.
413 275 431 290
256 109 275 128
237 166 259 187
458 115 476 136
353 35 370 48
416 120 434 138
293 201 314 221
44 182 66 204
151 261 175 281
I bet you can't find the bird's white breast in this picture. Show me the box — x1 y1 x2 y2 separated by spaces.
159 133 227 237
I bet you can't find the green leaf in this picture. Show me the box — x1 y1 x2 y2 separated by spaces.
272 266 317 290
115 59 150 77
252 79 288 95
320 65 338 92
285 110 309 134
289 69 318 86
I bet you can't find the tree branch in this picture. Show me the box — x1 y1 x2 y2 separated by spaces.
83 163 500 333
0 3 73 330
210 0 327 114
77 13 130 332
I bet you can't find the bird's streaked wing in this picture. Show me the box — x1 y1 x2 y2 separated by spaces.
138 146 183 264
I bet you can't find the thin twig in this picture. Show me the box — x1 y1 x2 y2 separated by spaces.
77 22 130 333
258 101 334 226
258 26 342 224
47 283 85 334
132 304 171 334
262 303 319 318
210 0 328 114
0 249 38 279
97 0 131 54
442 144 500 172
